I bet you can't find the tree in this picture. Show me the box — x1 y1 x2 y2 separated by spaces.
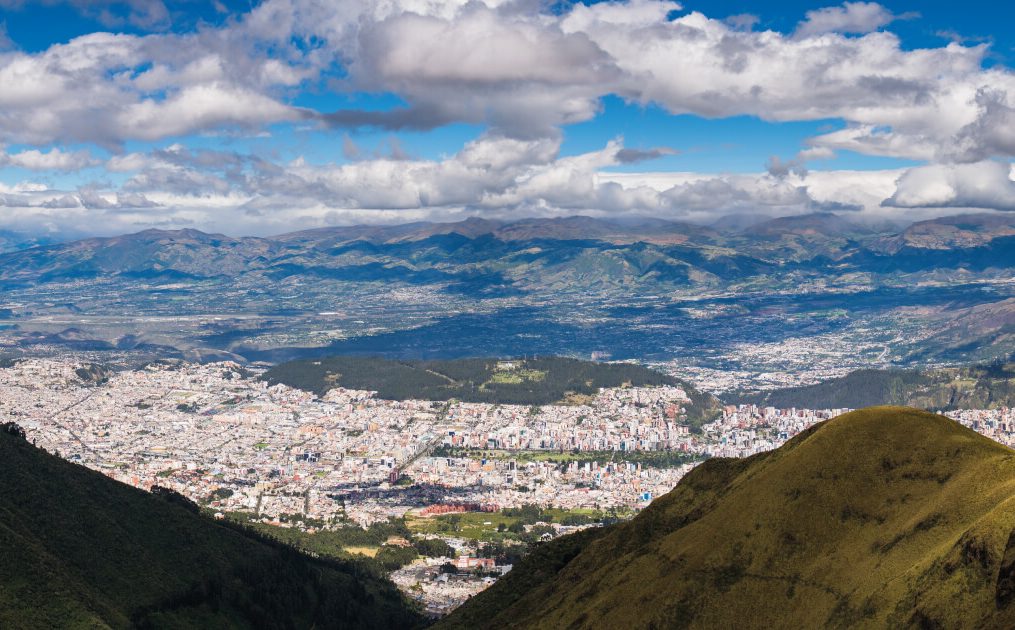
151 485 200 514
1 422 26 440
210 488 234 500
447 514 462 532
374 546 418 571
413 538 454 558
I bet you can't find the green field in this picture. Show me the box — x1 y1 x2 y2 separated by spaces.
345 546 380 558
408 512 522 541
485 368 547 386
408 507 617 542
432 447 704 469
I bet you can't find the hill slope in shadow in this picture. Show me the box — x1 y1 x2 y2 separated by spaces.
0 426 421 629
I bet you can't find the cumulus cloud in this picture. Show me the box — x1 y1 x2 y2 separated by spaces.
0 147 98 170
0 0 1009 165
293 0 1008 164
949 89 1015 162
116 84 304 141
766 155 805 178
0 135 933 236
0 192 33 207
40 194 82 209
883 161 1015 211
1 142 1009 237
0 23 311 146
317 0 997 163
794 2 900 38
1 0 1015 234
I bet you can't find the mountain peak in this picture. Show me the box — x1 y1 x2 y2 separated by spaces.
442 407 1015 629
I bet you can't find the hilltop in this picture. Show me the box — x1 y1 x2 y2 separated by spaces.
0 425 421 629
262 356 721 426
734 361 1015 410
441 407 1015 629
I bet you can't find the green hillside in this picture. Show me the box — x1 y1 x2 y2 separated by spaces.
263 356 720 425
734 362 1015 410
441 407 1015 629
0 425 422 629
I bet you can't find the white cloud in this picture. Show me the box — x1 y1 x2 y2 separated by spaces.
294 0 1006 163
0 23 310 146
883 161 1015 211
0 136 965 237
0 147 98 170
797 146 836 161
1 148 1010 237
116 83 303 141
794 2 898 38
0 0 1007 170
0 0 1014 235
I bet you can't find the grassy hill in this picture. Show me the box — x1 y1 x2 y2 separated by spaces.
733 362 1015 410
440 407 1015 629
0 425 422 629
262 356 720 425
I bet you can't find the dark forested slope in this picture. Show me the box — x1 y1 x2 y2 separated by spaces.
0 425 421 629
262 356 721 426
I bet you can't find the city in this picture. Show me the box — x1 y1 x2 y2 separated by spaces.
7 356 1013 615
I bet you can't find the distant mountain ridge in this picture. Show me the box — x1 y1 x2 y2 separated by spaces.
732 361 1015 410
0 212 1013 366
871 214 1015 253
276 215 718 247
4 212 1013 285
0 229 51 254
440 407 1015 629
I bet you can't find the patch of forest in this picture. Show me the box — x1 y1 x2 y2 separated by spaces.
267 356 670 403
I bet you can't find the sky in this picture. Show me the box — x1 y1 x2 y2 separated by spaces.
0 0 1013 237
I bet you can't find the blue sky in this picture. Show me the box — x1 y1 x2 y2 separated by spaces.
0 0 1012 235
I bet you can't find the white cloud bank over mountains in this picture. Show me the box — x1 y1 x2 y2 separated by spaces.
3 135 1010 237
0 0 1013 235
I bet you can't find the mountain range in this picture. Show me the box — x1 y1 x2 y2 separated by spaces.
2 212 1012 284
440 407 1015 629
0 212 1012 367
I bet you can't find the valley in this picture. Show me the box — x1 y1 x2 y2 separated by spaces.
0 214 1012 391
7 354 1015 617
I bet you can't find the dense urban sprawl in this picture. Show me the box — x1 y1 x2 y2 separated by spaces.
5 357 1013 614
